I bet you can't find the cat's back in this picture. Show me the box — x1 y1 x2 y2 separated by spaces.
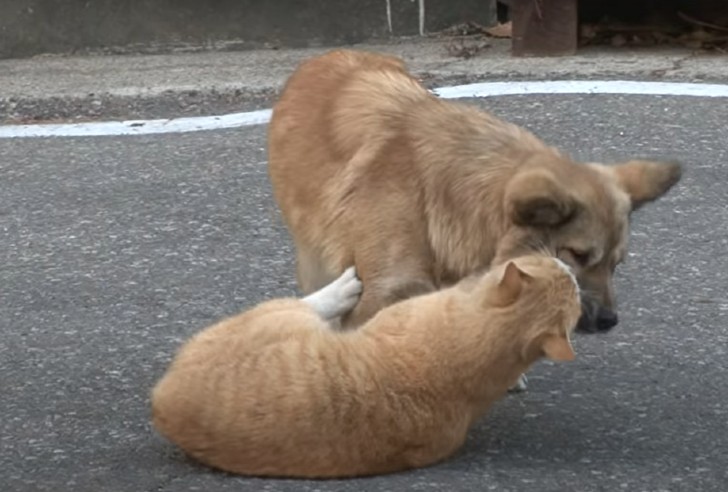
150 299 397 477
152 301 324 437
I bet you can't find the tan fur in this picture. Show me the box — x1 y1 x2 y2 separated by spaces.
151 255 580 478
267 49 682 332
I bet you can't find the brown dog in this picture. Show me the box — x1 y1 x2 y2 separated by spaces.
267 49 681 336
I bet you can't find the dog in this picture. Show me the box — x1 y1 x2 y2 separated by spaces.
267 49 681 340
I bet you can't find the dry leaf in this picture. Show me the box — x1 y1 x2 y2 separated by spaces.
484 21 512 39
445 39 491 59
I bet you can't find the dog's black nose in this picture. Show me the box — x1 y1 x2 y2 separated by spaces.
596 308 619 332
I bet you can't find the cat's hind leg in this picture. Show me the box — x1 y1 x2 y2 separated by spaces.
301 266 362 322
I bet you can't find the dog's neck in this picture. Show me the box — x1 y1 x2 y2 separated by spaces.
410 100 556 284
419 154 512 284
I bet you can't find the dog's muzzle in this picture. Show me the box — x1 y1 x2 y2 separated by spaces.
575 302 619 334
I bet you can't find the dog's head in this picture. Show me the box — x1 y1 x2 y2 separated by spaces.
494 154 682 334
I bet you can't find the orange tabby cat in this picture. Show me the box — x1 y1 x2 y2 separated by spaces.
151 255 581 478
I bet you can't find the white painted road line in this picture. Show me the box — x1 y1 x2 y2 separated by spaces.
432 80 728 99
2 80 728 139
0 108 274 139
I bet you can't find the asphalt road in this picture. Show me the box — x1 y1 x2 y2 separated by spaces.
2 93 727 492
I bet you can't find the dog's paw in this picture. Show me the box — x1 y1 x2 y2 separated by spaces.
508 374 528 393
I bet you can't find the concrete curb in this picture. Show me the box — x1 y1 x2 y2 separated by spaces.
1 38 727 124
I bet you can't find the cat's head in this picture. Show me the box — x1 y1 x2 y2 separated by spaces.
483 254 582 362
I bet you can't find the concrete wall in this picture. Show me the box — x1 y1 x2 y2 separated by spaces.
0 0 495 60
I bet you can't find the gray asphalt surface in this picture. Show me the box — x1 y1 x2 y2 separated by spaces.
2 93 727 492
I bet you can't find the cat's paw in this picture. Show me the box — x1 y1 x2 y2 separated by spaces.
303 266 363 320
508 374 528 393
331 267 363 314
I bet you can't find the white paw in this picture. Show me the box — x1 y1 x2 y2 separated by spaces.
331 267 363 314
508 374 528 393
302 266 363 320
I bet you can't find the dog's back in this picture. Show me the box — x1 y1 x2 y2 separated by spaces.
269 49 420 159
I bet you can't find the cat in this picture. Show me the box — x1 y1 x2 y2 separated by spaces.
151 255 581 478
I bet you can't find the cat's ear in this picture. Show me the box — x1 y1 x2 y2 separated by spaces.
541 333 576 361
494 261 531 306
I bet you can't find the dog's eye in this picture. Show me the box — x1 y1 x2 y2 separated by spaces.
567 249 591 266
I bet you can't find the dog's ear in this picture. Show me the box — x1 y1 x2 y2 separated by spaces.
493 261 531 306
541 333 576 361
506 169 578 227
608 160 682 211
